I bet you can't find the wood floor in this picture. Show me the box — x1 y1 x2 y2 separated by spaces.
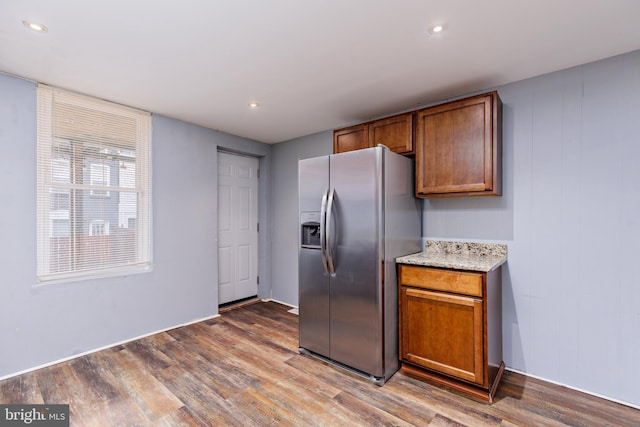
1 301 638 426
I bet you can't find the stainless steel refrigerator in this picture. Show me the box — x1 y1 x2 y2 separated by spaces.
298 146 421 385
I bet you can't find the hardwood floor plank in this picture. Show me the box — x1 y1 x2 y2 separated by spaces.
92 397 152 427
75 351 152 426
145 331 177 347
284 355 442 425
194 335 343 401
227 302 300 339
227 386 300 426
152 365 250 426
266 373 361 422
35 363 102 427
213 317 296 361
158 337 261 400
68 353 124 404
198 322 244 349
333 373 440 425
0 372 43 404
98 346 184 421
124 337 173 371
154 405 209 427
33 364 72 401
332 390 416 426
374 373 504 427
428 413 469 427
1 301 638 427
232 381 360 427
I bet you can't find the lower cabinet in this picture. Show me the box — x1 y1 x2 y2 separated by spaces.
398 264 504 403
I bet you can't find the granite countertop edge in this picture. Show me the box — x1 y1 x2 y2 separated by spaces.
396 240 508 273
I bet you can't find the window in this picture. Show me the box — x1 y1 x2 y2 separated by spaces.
37 85 151 283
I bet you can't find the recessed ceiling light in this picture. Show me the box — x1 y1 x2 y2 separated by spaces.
428 23 447 35
23 20 48 33
248 102 260 109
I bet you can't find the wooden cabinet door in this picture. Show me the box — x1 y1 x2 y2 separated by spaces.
369 113 413 155
415 92 501 197
400 286 485 386
333 124 370 153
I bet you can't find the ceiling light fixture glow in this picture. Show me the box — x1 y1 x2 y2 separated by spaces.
23 20 48 33
248 102 260 109
428 23 447 35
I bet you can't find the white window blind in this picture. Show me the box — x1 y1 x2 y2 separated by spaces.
37 85 151 283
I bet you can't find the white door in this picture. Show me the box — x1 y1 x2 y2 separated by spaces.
218 152 259 305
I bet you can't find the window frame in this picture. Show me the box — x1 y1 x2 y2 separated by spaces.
36 85 152 284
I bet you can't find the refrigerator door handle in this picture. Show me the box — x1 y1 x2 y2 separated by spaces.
326 188 336 275
320 188 330 274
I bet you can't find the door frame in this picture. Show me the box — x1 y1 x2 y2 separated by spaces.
217 149 260 306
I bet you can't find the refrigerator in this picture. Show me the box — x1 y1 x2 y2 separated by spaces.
298 145 422 385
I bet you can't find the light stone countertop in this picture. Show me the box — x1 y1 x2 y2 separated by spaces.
396 240 507 272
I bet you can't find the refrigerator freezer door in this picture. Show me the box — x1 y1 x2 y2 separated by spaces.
328 148 384 377
299 246 330 356
298 156 330 357
299 155 329 213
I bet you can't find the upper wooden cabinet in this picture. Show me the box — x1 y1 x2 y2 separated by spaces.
333 92 502 198
368 113 413 155
333 112 414 155
415 91 502 198
333 124 370 154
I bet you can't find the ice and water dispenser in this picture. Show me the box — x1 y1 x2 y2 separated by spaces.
300 212 321 249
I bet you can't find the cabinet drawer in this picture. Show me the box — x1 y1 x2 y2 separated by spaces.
399 265 484 297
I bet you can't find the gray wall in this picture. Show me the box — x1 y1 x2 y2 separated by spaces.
271 50 640 407
0 74 272 377
270 132 332 304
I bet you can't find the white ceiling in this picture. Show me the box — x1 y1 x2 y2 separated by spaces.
1 1 640 144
